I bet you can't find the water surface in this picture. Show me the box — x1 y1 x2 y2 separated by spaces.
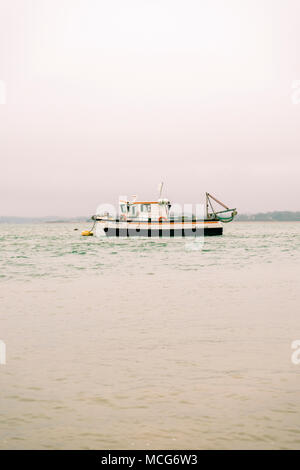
0 222 300 449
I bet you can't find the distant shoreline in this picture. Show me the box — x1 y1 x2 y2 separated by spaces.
1 212 300 224
236 211 300 222
235 219 300 222
0 217 89 224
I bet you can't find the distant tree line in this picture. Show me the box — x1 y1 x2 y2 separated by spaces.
236 212 300 221
1 212 300 223
0 216 89 224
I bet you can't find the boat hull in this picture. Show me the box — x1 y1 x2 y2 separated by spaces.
95 220 223 237
104 227 222 237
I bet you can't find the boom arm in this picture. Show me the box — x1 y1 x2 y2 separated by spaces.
206 192 237 222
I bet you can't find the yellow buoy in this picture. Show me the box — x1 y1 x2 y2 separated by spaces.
81 230 93 236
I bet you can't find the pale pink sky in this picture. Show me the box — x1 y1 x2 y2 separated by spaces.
0 0 300 216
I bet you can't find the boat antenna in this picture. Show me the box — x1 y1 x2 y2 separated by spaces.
158 182 164 198
206 192 209 218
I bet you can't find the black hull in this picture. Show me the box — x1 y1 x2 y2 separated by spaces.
103 227 223 237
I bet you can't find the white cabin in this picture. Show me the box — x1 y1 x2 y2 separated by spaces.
119 198 171 221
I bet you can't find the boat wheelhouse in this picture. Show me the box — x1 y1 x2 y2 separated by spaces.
118 198 171 222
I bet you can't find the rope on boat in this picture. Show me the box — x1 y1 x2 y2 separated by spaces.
81 219 96 236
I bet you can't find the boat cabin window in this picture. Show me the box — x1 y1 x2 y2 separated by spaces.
141 204 151 213
120 204 126 213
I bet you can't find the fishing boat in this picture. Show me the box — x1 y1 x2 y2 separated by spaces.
82 185 237 237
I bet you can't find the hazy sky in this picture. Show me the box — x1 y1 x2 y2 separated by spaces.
0 0 300 216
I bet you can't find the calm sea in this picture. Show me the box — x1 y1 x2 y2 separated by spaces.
0 221 300 449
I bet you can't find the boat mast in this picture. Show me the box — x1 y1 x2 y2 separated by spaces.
205 192 209 218
158 182 164 198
